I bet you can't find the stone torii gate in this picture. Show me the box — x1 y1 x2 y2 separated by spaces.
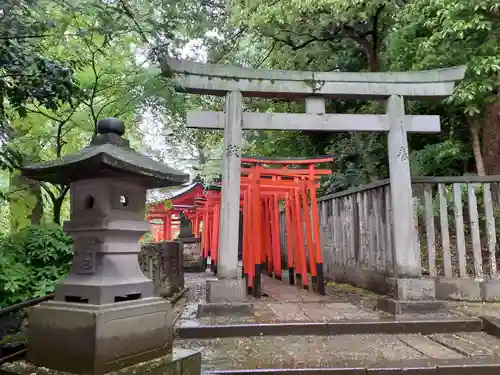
161 58 465 301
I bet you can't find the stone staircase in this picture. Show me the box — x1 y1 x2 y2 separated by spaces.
174 308 500 374
174 273 500 374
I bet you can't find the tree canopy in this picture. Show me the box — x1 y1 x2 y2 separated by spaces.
1 0 499 229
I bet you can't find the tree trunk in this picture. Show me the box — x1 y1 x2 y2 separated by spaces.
53 197 64 225
468 116 486 176
481 93 500 175
29 181 44 225
9 173 43 230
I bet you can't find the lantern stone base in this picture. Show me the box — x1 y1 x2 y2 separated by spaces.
377 278 440 315
26 298 174 375
206 279 247 303
1 348 201 375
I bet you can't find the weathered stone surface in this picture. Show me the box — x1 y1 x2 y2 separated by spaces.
377 297 446 315
435 278 482 301
387 277 435 301
17 119 189 375
1 348 201 375
173 334 463 371
21 118 189 188
480 279 500 301
176 238 203 272
140 241 184 298
178 212 194 238
27 299 174 375
206 279 246 303
162 58 466 100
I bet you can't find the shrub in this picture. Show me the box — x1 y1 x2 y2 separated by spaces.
0 224 73 307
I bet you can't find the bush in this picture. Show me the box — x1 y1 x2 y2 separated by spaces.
0 224 73 307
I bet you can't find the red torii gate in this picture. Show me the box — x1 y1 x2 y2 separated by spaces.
239 155 333 297
144 156 332 298
146 182 205 241
191 186 221 272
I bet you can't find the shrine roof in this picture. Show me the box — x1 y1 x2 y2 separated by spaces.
21 118 189 188
170 182 205 200
148 182 205 206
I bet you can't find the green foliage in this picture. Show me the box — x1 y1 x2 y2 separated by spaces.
0 224 73 307
388 0 500 115
0 0 82 123
410 140 472 176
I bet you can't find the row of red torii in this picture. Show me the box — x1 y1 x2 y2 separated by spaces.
147 155 333 296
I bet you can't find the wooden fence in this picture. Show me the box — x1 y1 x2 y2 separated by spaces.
316 180 393 293
280 175 500 300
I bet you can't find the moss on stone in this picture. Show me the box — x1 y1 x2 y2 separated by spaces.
326 281 377 298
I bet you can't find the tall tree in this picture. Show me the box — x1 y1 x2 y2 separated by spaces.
388 0 500 175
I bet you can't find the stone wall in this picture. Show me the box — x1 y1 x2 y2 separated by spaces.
139 241 184 297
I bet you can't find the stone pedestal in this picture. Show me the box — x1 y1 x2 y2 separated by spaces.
206 279 247 303
377 278 442 315
177 237 203 272
27 298 173 375
2 348 201 375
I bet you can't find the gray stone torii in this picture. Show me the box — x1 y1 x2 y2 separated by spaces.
161 58 466 287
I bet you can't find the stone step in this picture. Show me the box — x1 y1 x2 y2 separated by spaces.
200 359 500 374
174 332 500 374
176 318 482 339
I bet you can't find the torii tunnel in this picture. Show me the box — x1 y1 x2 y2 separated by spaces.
146 155 333 297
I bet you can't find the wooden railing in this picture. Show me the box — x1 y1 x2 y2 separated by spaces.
279 175 500 297
317 180 393 277
0 294 55 364
412 176 500 281
308 175 500 293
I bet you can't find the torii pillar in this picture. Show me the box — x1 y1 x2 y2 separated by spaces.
161 58 466 303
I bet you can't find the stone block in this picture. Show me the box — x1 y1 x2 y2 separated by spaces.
386 277 435 301
480 279 500 301
27 298 173 375
158 241 184 297
435 278 481 301
0 348 201 375
139 242 184 298
197 303 253 318
377 297 445 315
206 279 247 303
177 238 204 272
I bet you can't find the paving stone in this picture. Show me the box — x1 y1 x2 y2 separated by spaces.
454 332 500 356
429 333 494 357
266 303 310 321
175 334 429 371
252 303 280 323
341 310 383 320
300 303 355 321
397 334 464 360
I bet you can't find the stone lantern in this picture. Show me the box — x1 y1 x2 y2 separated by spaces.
18 118 194 375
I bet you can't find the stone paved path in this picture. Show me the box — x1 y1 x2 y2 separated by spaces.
174 272 500 372
176 272 464 327
175 332 500 371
